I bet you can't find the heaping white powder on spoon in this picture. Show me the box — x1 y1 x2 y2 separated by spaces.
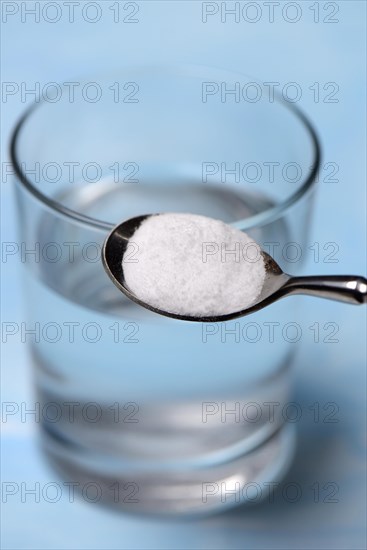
123 213 266 317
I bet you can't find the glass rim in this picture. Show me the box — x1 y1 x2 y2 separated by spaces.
10 64 322 231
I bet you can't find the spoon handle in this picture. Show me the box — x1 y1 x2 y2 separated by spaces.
284 275 367 305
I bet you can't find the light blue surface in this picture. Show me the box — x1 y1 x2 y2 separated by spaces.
1 1 366 549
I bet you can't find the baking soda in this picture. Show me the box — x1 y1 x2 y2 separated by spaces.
123 213 266 317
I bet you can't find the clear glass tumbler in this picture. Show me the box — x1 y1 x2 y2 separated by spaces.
11 65 320 515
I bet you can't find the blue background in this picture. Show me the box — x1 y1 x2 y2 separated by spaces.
1 1 366 549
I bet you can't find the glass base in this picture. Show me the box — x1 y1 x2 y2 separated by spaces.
41 423 296 517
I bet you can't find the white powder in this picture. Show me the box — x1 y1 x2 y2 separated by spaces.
123 213 266 317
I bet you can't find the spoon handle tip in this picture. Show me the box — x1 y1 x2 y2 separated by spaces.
284 275 367 305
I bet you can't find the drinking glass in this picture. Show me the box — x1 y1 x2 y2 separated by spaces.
11 65 320 515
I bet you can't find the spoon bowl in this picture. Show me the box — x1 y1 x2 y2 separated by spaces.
102 215 367 323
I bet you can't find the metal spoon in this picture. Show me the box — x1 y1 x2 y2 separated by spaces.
102 215 367 323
